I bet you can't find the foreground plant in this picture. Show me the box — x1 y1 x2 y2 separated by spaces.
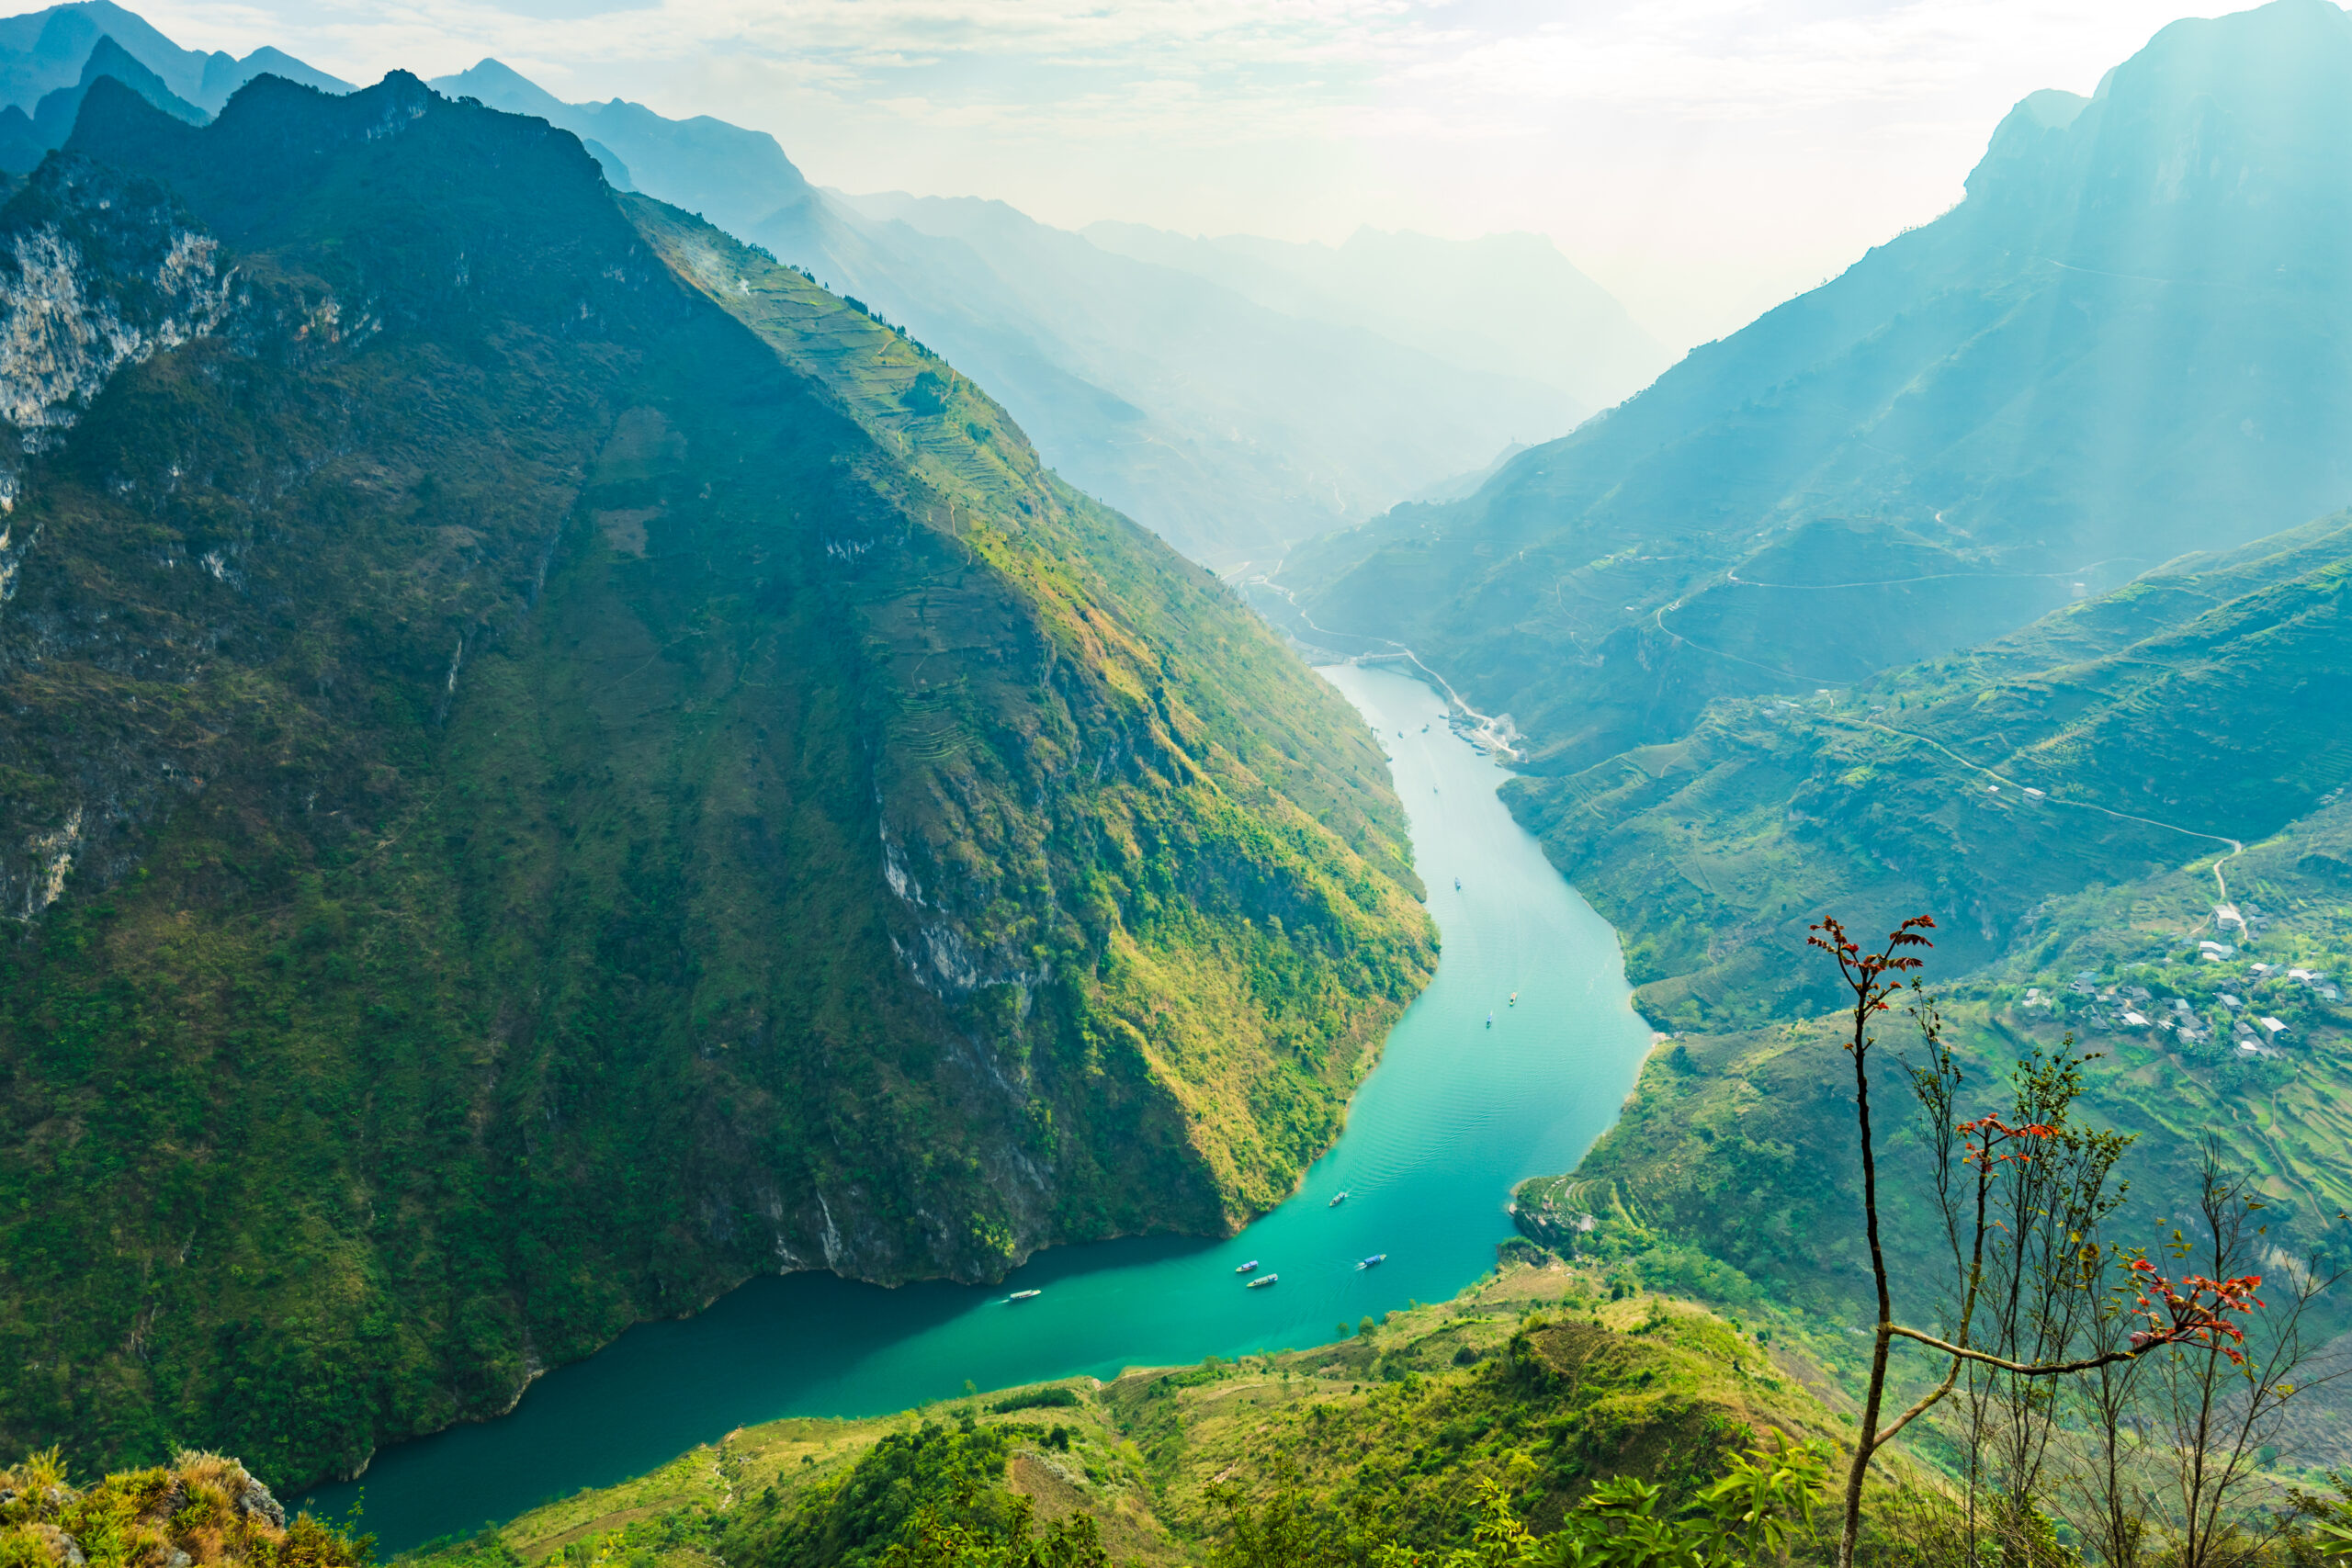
1811 916 2267 1568
1452 1437 1828 1567
880 1492 1110 1568
0 1449 366 1568
1205 1438 1826 1568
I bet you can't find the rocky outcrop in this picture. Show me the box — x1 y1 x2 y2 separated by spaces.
0 1451 345 1568
0 155 233 919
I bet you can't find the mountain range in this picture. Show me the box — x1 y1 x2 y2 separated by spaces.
0 68 1433 1485
426 58 1662 570
1240 0 2352 1439
0 0 345 171
1283 0 2352 774
0 6 1668 574
17 0 2352 1543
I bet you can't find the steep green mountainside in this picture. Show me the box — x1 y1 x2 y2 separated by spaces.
0 73 1430 1490
1511 509 2352 1028
398 1263 1860 1568
427 58 1610 570
1280 0 2352 773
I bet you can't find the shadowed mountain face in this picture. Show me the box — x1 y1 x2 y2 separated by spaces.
0 72 1431 1488
1282 0 2352 774
429 59 1631 570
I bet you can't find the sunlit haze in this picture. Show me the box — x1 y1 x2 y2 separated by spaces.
121 0 2227 349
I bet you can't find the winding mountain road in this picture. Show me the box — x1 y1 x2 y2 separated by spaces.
1836 714 2247 906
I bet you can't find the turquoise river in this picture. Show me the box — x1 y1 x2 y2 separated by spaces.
296 662 1656 1551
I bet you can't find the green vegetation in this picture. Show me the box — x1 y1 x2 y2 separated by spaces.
409 1251 2352 1563
1495 504 2352 1314
0 1449 365 1568
0 75 1430 1488
394 1263 1864 1568
1510 510 2352 1030
990 1390 1083 1416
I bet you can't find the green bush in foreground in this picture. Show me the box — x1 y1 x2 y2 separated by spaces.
0 1450 368 1568
1201 1438 1827 1568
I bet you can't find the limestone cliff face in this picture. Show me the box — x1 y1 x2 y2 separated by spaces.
0 156 233 920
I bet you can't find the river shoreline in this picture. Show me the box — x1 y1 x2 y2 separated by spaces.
297 665 1650 1552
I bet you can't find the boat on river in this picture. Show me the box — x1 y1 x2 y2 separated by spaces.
1246 1273 1279 1289
1006 1290 1041 1303
1235 1259 1260 1274
1329 1190 1349 1207
1486 1010 1493 1028
1358 1255 1386 1270
1510 992 1517 1007
1453 876 1461 891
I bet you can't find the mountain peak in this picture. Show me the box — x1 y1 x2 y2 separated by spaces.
0 4 349 118
436 56 569 118
424 58 808 232
1283 0 2352 776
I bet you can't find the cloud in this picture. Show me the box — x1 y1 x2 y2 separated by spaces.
128 0 2235 347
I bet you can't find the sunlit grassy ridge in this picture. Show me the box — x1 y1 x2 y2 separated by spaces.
0 74 1430 1489
393 1262 1856 1568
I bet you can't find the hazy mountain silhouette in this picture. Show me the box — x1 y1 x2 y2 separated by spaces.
1283 0 2352 773
432 59 1638 568
1084 221 1667 414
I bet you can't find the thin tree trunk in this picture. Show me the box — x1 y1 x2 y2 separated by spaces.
1838 998 1895 1568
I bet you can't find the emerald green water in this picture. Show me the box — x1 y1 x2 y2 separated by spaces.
296 664 1653 1551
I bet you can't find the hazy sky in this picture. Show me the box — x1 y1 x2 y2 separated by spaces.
131 0 2238 348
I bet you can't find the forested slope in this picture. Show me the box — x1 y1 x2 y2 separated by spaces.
1510 511 2352 1027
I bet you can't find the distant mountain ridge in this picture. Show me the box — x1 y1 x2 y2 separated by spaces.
1082 221 1667 415
0 1 347 172
822 187 1590 566
1282 0 2352 773
0 3 342 116
430 57 1644 568
0 6 1659 570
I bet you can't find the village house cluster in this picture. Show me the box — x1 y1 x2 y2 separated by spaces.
2017 916 2345 1066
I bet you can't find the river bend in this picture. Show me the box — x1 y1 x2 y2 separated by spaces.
298 663 1653 1551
